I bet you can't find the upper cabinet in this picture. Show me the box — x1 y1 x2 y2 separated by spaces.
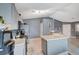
54 19 63 33
42 17 63 35
42 17 54 35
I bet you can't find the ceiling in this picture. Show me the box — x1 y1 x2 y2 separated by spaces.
15 3 79 22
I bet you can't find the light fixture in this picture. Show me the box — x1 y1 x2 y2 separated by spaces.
32 9 40 14
31 9 52 16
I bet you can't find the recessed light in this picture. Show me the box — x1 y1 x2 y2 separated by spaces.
72 18 75 19
19 14 21 16
32 10 40 14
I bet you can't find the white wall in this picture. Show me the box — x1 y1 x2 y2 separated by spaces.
0 3 20 42
75 23 79 32
63 24 71 37
0 3 19 29
0 3 12 24
29 19 40 38
23 19 40 38
11 4 19 29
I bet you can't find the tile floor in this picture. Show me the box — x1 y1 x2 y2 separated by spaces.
27 38 43 55
27 37 68 55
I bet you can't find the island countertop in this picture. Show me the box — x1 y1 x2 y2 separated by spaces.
41 33 69 41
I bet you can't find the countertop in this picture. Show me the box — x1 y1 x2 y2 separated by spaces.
14 38 25 44
41 33 69 41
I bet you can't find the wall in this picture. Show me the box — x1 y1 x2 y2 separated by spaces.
63 24 71 37
29 19 40 38
11 4 19 29
0 4 20 45
0 3 19 29
0 3 12 24
23 19 40 38
63 22 79 37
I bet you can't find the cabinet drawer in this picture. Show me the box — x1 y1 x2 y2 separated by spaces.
14 43 25 55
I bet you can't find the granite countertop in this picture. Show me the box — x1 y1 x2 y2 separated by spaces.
41 33 69 41
28 37 41 40
14 38 25 44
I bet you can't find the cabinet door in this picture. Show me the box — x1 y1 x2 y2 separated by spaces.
0 31 3 48
14 43 25 55
47 39 68 55
41 38 47 55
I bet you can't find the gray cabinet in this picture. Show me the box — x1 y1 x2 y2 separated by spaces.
0 31 3 48
41 37 68 55
54 20 62 33
14 38 26 55
42 17 62 35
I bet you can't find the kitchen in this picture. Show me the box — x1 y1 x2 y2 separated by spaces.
0 3 79 55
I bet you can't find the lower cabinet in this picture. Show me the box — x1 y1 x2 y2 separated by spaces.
41 38 68 55
41 38 47 55
14 38 26 55
14 43 25 55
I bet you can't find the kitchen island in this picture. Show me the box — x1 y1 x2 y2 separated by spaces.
41 33 69 55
